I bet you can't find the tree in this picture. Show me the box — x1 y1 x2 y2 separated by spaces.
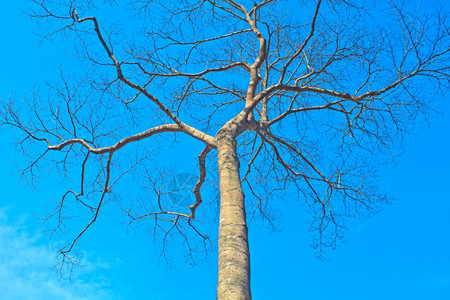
1 0 449 298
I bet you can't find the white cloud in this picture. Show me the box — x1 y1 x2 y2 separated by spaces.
0 209 121 300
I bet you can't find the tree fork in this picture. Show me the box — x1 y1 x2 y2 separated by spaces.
216 128 251 300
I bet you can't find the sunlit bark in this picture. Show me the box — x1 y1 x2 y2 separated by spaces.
217 127 251 299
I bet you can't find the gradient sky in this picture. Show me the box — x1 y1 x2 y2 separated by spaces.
1 1 449 299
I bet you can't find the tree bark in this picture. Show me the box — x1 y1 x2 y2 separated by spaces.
216 128 251 300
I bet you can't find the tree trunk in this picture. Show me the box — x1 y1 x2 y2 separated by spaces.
216 129 251 300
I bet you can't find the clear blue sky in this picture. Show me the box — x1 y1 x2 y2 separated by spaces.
0 1 449 299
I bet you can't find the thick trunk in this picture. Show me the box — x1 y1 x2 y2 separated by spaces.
216 129 251 300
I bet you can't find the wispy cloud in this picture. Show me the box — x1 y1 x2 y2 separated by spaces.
0 208 121 300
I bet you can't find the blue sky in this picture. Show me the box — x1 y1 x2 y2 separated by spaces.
1 1 449 299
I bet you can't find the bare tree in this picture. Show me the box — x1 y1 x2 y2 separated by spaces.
2 0 449 298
